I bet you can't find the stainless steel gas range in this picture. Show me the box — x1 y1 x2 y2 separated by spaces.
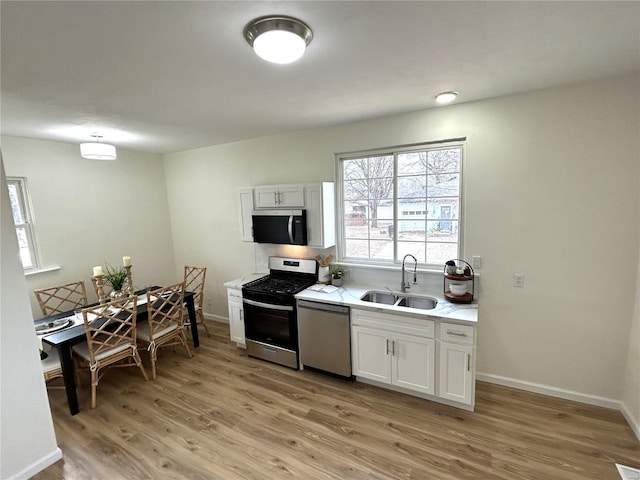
242 257 317 369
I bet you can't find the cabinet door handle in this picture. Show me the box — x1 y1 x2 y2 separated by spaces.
467 354 471 371
447 329 468 337
391 340 396 356
386 339 390 355
276 191 282 204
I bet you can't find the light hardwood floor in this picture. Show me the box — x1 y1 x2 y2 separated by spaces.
34 321 639 480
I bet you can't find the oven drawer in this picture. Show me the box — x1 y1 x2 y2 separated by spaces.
246 339 298 369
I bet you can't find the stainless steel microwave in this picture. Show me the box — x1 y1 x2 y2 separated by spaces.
252 210 308 245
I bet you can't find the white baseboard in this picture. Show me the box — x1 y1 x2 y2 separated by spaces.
476 372 621 409
8 447 62 480
477 372 640 443
620 402 640 443
203 313 228 324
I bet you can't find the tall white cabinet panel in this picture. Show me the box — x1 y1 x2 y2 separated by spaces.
304 182 335 248
392 333 435 395
238 188 254 242
438 342 473 404
227 287 245 348
351 326 391 383
254 184 305 208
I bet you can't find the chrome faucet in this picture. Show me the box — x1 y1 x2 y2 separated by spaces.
401 254 418 292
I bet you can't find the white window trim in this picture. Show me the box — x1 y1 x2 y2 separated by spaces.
335 139 466 269
7 176 41 271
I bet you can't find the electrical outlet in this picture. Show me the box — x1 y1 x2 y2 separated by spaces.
513 274 524 287
472 256 482 269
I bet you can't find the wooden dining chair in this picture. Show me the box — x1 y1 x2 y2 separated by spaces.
137 282 192 380
72 297 148 409
183 265 209 337
41 348 64 388
34 280 88 317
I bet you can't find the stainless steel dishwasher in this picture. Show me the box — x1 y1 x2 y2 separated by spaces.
297 299 352 378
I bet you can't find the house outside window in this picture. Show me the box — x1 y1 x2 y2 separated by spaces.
7 177 39 270
337 141 464 268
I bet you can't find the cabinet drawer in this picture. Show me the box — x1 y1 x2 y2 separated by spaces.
227 288 242 299
351 309 434 338
440 323 474 344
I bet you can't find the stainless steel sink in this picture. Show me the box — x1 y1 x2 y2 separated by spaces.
360 291 397 305
396 296 437 310
360 291 437 310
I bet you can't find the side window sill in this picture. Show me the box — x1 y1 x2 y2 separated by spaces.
25 266 61 277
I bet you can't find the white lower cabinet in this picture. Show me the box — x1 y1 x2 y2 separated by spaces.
438 322 475 406
227 287 245 348
438 341 473 404
352 326 391 382
351 308 476 410
393 333 436 394
351 309 435 395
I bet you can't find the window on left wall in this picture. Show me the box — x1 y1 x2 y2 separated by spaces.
7 177 39 270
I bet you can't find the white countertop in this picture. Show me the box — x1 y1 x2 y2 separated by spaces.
224 276 478 324
295 283 478 324
223 274 266 289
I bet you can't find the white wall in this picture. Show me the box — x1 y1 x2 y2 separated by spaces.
164 73 640 405
623 174 640 438
163 138 333 317
0 156 61 479
1 136 178 317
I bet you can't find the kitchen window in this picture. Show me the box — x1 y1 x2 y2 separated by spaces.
337 140 464 268
7 177 39 270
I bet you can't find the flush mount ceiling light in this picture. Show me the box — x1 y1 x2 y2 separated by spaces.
80 134 117 160
244 15 313 64
435 91 459 104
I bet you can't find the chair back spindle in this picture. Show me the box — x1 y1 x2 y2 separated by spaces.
34 280 88 317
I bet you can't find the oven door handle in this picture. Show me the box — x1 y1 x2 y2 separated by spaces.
243 298 294 311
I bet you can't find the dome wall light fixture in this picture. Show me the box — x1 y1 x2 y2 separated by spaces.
80 134 117 160
435 91 459 104
244 15 313 64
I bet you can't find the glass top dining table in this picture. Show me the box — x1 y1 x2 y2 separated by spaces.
35 287 199 415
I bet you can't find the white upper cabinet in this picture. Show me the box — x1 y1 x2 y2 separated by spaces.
240 182 336 246
304 182 335 248
254 184 305 208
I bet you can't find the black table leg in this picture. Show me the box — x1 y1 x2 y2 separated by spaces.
186 296 199 348
58 344 79 415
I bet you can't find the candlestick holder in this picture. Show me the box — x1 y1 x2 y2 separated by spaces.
92 274 108 304
124 265 134 296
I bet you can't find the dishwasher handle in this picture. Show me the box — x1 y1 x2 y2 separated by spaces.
298 300 350 315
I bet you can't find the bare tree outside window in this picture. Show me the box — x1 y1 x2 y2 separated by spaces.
339 143 463 266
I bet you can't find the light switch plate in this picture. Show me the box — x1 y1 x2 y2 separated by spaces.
513 274 524 287
472 256 482 269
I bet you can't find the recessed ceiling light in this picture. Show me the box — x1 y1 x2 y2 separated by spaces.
244 15 313 64
436 91 459 104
